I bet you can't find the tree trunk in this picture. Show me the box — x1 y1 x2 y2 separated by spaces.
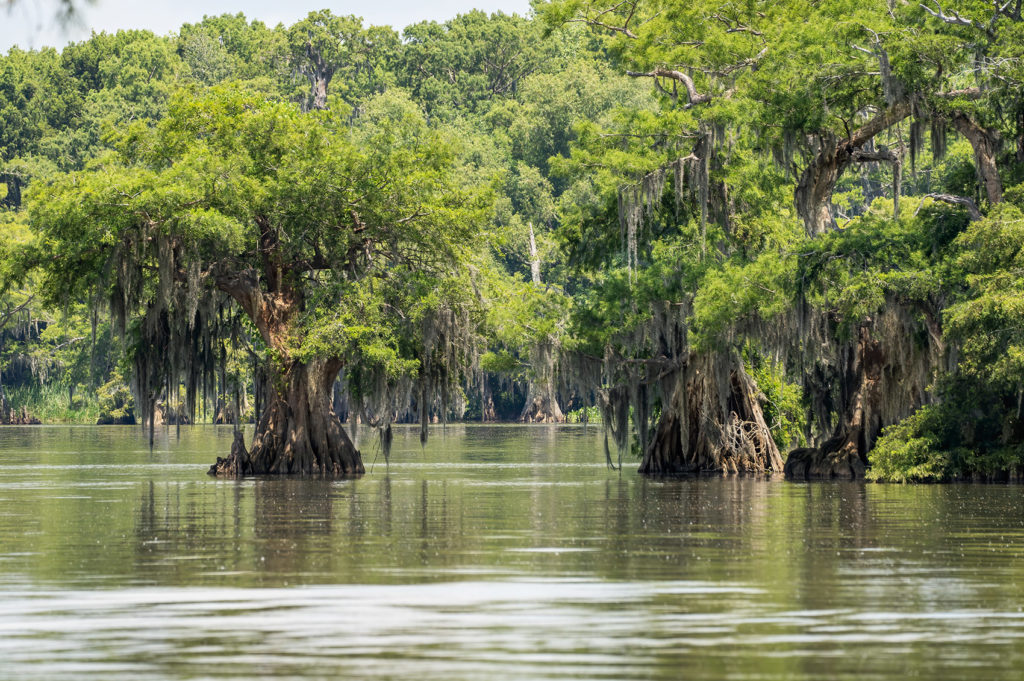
951 113 1002 205
301 43 334 112
640 352 784 475
309 75 329 112
784 327 878 480
0 173 22 210
519 382 565 423
795 134 847 237
794 101 913 236
785 305 940 480
209 358 362 476
519 341 564 423
481 379 496 422
0 372 9 422
211 233 360 476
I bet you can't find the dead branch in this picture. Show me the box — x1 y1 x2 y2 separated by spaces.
924 192 983 220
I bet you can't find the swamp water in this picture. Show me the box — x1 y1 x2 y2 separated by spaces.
1 424 1024 680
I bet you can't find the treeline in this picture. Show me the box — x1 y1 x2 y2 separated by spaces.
0 10 639 433
1 2 1023 481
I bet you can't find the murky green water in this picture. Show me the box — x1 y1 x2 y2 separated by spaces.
1 424 1024 680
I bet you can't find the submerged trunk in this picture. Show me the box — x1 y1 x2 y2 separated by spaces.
519 382 564 423
784 327 878 480
640 352 783 475
520 341 564 423
210 358 362 476
785 306 941 480
0 352 8 417
209 217 364 475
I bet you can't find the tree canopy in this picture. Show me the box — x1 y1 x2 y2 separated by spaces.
1 3 1023 481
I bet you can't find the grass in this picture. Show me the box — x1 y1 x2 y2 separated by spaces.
6 383 102 424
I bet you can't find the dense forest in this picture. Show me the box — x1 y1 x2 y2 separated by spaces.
1 1 1022 481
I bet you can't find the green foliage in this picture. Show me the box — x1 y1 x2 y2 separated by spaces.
3 0 1024 457
869 382 1024 483
398 11 546 120
565 405 601 423
96 370 135 425
480 350 519 374
690 254 795 352
287 10 398 109
745 346 806 452
944 204 1024 389
867 406 956 483
796 211 950 332
7 382 101 424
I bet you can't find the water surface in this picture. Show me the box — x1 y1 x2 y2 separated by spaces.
1 424 1023 679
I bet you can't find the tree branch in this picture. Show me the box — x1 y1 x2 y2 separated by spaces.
924 193 983 220
920 0 993 35
627 68 711 107
52 336 86 352
568 1 640 39
0 296 34 330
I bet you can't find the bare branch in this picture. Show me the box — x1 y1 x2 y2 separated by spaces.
924 193 982 220
52 336 86 352
710 12 763 36
851 148 900 163
921 1 975 26
0 296 34 330
920 0 993 35
568 1 641 39
627 68 711 107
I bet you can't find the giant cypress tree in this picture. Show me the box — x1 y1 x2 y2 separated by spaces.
28 86 483 475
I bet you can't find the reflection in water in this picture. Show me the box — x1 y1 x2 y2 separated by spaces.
1 425 1024 680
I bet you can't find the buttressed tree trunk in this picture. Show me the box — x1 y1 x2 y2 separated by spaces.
784 327 879 480
519 341 564 423
210 356 362 476
640 352 784 475
784 305 942 480
208 222 362 476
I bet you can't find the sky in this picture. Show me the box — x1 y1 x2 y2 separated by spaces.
1 0 534 51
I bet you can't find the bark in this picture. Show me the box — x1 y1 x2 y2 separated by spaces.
480 381 497 422
519 383 565 423
528 222 541 285
209 357 362 476
519 341 564 424
785 306 940 480
640 352 784 476
301 42 334 112
926 193 982 221
626 68 712 108
0 173 21 209
951 113 1003 205
209 220 362 476
795 101 913 236
308 75 330 112
784 327 879 480
0 341 7 417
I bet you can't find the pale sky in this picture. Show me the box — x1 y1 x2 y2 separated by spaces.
1 0 534 51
